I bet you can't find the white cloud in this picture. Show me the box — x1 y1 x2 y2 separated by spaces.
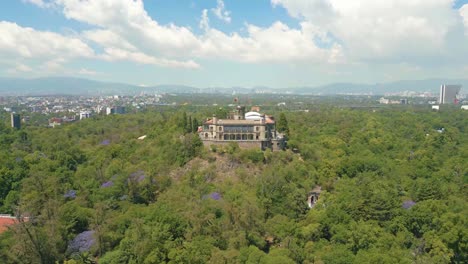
99 47 200 69
56 0 202 58
18 0 467 77
83 29 137 51
0 21 93 59
0 13 199 71
51 0 339 65
15 64 33 72
82 29 199 68
272 0 468 62
78 68 98 76
212 0 231 23
198 21 343 63
200 9 210 31
461 4 468 34
0 21 96 75
6 64 33 74
41 58 66 73
22 0 53 8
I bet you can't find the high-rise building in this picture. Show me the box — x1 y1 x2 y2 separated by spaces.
10 113 21 129
439 85 461 104
106 106 126 115
113 106 126 114
79 111 92 120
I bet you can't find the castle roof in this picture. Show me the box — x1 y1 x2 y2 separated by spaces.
204 118 275 125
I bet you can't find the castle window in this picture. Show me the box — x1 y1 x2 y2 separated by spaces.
224 125 253 133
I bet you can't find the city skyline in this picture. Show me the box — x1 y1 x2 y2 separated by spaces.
1 0 468 88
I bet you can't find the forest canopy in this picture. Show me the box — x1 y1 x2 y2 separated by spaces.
0 105 466 264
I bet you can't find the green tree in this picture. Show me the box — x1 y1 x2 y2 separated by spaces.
192 117 199 133
187 115 193 134
277 113 289 136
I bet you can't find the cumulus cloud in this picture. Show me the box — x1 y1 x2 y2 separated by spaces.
0 21 93 59
0 21 95 74
83 29 137 51
51 0 339 64
18 0 468 71
198 21 343 63
272 0 468 62
56 0 202 57
19 0 466 76
212 0 231 23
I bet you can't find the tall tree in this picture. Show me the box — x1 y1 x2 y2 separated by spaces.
187 115 193 134
277 113 289 136
181 112 188 133
192 117 199 133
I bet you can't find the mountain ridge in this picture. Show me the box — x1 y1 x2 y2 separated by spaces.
0 77 466 96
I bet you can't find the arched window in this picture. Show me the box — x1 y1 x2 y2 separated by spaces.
205 133 208 138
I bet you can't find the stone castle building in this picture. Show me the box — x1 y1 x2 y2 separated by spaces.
199 106 286 151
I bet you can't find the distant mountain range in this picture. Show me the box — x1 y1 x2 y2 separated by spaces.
291 79 468 95
0 77 466 96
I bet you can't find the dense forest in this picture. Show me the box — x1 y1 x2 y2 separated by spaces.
0 106 466 264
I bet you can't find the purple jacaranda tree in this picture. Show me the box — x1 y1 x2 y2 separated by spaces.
402 200 416 209
64 190 77 199
202 192 222 201
100 139 110 146
68 230 95 253
129 170 146 183
101 181 113 188
210 192 222 200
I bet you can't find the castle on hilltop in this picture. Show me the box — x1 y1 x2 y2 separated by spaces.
199 106 286 151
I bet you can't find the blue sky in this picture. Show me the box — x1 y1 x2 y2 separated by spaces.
1 0 468 88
